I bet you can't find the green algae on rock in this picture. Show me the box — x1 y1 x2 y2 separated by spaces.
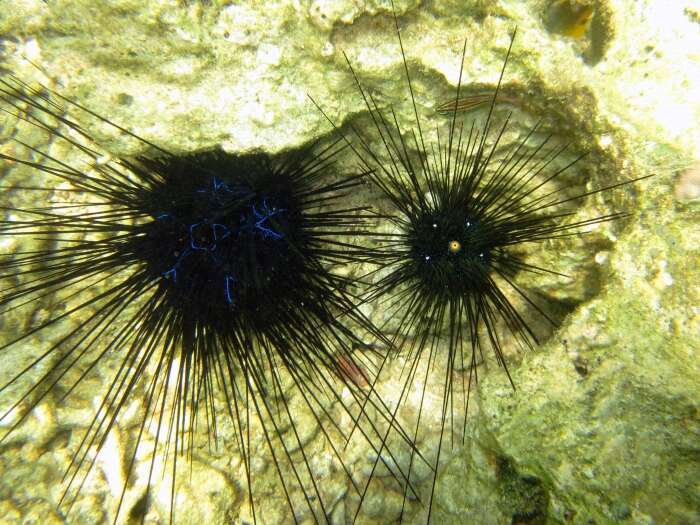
0 0 699 523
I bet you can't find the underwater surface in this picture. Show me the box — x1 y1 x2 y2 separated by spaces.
0 1 698 524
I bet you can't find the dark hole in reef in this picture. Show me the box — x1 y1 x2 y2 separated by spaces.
497 456 549 525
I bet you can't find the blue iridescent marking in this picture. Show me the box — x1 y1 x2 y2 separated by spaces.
224 274 236 305
189 222 232 252
197 176 233 195
251 199 286 240
213 176 232 193
160 185 286 306
189 223 211 251
212 223 231 241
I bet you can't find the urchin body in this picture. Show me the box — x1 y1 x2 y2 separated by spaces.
313 6 646 521
121 149 357 360
407 206 499 297
0 77 409 523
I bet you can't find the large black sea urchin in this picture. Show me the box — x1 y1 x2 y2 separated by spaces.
0 76 413 523
314 10 649 523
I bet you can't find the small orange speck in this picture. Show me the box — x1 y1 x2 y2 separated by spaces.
448 240 462 254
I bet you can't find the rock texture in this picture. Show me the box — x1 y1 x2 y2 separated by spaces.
0 0 698 524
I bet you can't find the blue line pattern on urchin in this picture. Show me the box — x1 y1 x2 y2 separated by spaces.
250 199 286 240
224 274 236 305
213 223 231 241
162 247 192 283
197 176 233 195
159 177 287 308
189 222 232 252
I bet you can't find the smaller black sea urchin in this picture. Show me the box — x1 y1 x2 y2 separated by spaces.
313 5 650 522
0 76 412 523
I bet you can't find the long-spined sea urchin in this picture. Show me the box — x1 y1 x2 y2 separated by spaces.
313 5 651 522
0 75 416 524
